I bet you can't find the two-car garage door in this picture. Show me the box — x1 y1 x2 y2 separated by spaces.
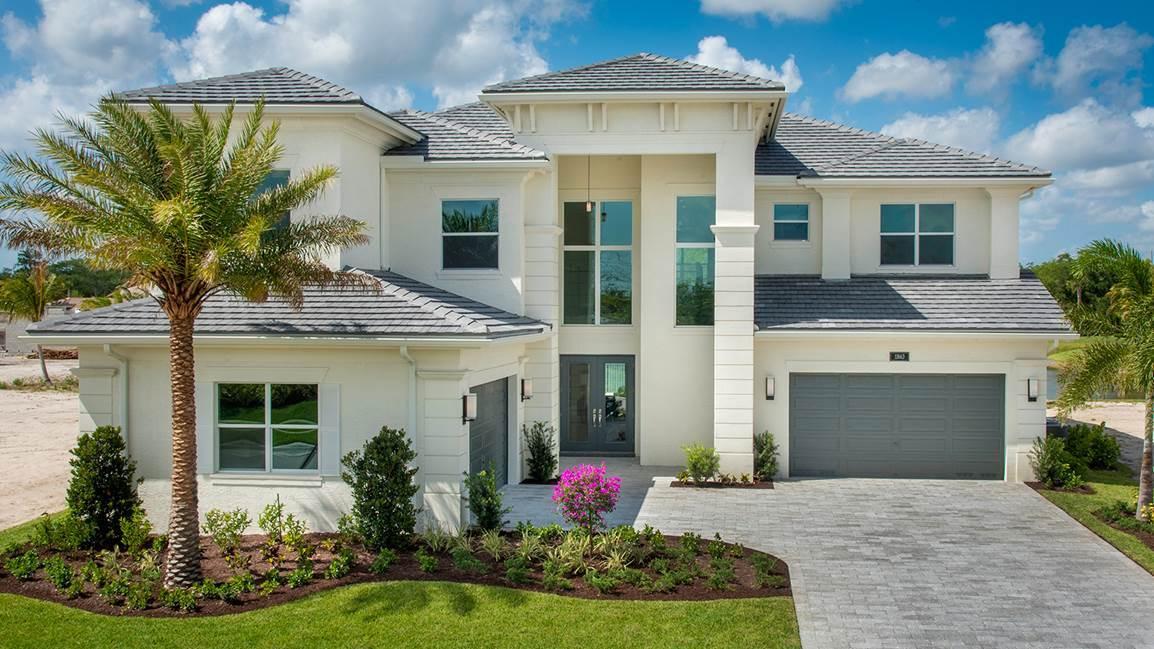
789 373 1005 480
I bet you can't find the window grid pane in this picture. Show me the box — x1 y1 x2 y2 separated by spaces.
599 201 633 246
600 250 632 324
880 235 915 265
562 201 633 325
676 247 715 326
442 200 498 233
563 251 596 324
919 235 954 265
442 235 498 269
774 222 809 241
881 204 916 233
563 202 594 246
773 204 809 222
676 196 716 243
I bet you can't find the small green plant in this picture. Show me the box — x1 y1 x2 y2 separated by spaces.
421 525 454 554
679 532 702 555
63 579 85 599
504 554 531 584
283 514 309 555
161 587 198 612
1063 422 1121 470
370 548 397 575
124 582 153 610
541 560 573 591
30 513 87 552
516 533 544 562
450 547 488 573
65 426 141 549
415 548 439 573
203 507 251 557
682 443 720 485
524 421 558 482
753 431 779 481
98 573 131 604
336 513 363 546
584 568 621 594
538 523 565 541
324 548 355 579
478 529 507 561
119 507 152 555
44 556 74 591
341 426 420 551
751 553 785 588
1029 436 1085 489
707 533 727 560
5 551 40 580
286 562 314 588
463 463 510 532
230 571 256 593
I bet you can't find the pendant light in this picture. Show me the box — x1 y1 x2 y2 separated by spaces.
585 155 592 213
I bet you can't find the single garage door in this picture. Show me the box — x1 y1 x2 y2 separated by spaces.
469 378 509 487
789 373 1005 479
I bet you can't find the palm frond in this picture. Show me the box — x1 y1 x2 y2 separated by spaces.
1056 337 1134 414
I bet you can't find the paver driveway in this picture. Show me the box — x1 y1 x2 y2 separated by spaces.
503 459 1154 649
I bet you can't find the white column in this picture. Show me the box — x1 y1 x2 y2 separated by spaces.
817 189 852 280
988 188 1022 280
416 369 470 533
712 147 757 474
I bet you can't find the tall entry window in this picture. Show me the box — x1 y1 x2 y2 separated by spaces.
563 201 633 325
675 195 716 326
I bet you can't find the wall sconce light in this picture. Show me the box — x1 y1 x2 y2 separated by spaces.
521 378 534 401
1027 378 1039 403
462 393 478 423
765 376 776 401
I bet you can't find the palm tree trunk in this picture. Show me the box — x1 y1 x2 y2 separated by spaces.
163 314 201 587
36 344 51 385
1139 389 1154 519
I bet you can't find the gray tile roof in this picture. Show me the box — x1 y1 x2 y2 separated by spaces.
28 270 548 340
758 113 1050 178
118 68 366 105
482 53 785 94
754 272 1070 333
385 106 546 161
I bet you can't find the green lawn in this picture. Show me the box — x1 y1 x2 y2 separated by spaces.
1048 337 1097 366
1037 468 1154 575
0 515 801 649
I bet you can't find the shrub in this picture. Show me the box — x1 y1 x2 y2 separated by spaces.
125 582 153 610
682 444 719 485
478 529 507 561
552 463 622 534
679 532 701 555
204 508 251 557
584 568 620 594
415 548 438 573
463 463 510 532
44 556 74 591
753 431 779 481
30 513 87 552
336 513 362 546
5 551 40 580
324 548 355 580
287 562 313 588
450 547 487 573
1029 436 1085 489
1064 422 1121 470
161 587 198 612
524 421 558 482
341 426 420 551
65 426 141 549
503 555 531 584
370 548 397 575
119 507 152 555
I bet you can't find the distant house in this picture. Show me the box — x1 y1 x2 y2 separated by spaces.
27 54 1073 532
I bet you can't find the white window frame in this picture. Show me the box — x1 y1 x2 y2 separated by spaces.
562 200 634 326
772 203 810 242
674 195 716 327
441 198 500 271
216 383 320 474
879 202 956 267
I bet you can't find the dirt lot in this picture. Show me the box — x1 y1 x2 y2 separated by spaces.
0 356 79 529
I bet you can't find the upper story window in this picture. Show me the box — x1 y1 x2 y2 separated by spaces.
880 203 955 266
442 199 499 269
563 200 633 325
257 170 291 229
675 195 715 326
217 383 319 473
773 204 809 241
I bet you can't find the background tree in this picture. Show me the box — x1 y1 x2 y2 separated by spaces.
0 254 65 382
1056 240 1154 519
0 98 370 586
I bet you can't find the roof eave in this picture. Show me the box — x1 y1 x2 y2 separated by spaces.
754 329 1077 340
481 89 788 104
792 175 1054 189
380 156 551 169
22 330 553 348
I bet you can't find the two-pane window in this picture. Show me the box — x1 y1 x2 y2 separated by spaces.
880 203 955 266
218 384 319 472
675 196 716 326
442 199 499 269
773 204 809 241
563 201 632 325
257 170 291 229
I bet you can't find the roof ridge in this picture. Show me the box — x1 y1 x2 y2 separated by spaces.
273 67 362 101
482 53 647 92
782 112 896 144
642 52 780 88
360 269 490 334
891 136 1048 174
405 109 542 156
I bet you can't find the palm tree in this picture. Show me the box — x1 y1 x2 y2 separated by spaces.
0 98 370 586
0 257 65 382
1057 240 1154 518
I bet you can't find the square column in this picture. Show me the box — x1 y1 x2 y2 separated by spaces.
522 216 562 473
987 188 1022 280
713 148 757 474
416 369 470 532
817 189 853 280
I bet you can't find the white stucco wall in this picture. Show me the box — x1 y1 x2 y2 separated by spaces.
753 335 1052 482
754 187 823 275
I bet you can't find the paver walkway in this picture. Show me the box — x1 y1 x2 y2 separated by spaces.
503 458 1154 649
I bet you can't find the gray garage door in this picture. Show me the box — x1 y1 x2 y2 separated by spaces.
469 378 509 487
789 373 1005 479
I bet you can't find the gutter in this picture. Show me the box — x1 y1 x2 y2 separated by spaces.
102 344 129 445
21 330 554 348
753 329 1079 341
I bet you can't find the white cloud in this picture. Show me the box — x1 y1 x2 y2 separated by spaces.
173 0 584 109
687 35 803 91
1141 201 1154 231
881 107 1000 154
1064 160 1154 194
1134 107 1154 128
1004 99 1154 172
841 50 954 102
1044 23 1154 106
700 0 849 23
967 22 1042 95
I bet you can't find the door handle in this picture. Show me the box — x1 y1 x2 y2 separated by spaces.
593 408 601 427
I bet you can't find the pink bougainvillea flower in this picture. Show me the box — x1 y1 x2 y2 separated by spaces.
552 463 622 533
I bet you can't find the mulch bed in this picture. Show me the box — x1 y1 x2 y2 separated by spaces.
1094 514 1154 553
0 532 791 618
1026 482 1096 495
671 480 774 490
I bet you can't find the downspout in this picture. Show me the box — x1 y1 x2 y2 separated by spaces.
102 344 129 445
399 345 417 443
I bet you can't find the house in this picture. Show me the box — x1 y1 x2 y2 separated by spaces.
4 299 81 355
26 54 1073 532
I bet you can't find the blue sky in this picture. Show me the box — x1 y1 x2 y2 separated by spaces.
1 0 1152 269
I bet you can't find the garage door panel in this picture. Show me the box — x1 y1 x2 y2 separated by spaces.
790 373 1005 480
469 378 509 487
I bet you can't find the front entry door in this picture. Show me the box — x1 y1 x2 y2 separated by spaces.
560 355 635 456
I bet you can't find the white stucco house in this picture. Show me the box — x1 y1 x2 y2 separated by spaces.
26 54 1073 532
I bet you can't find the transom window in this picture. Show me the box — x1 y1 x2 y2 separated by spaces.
257 170 291 230
675 196 716 326
773 204 809 241
880 203 955 266
442 199 499 269
563 201 633 325
217 383 319 472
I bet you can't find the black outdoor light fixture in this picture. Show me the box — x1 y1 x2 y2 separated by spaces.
765 376 776 401
521 378 534 401
462 393 478 423
1027 378 1040 403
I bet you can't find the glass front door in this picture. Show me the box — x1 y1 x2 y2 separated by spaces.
560 355 635 456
